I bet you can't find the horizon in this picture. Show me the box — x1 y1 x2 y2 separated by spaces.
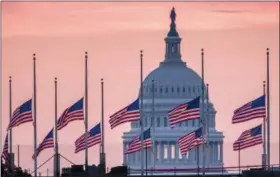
1 1 279 175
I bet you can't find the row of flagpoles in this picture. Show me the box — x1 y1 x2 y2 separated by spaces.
2 52 106 177
2 48 272 177
107 48 272 176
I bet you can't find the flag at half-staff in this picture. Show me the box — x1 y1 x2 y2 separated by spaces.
109 98 140 129
7 99 33 130
178 127 204 154
75 123 101 153
32 129 54 159
233 124 263 151
232 95 265 124
1 134 9 164
168 96 200 128
57 98 84 130
125 128 152 154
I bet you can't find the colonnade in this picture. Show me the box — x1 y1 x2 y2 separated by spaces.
123 140 224 167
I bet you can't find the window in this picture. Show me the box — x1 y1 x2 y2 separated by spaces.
171 144 175 159
157 144 160 160
185 121 188 127
171 45 175 53
171 87 174 92
164 144 168 159
177 87 180 93
145 117 148 127
182 87 185 92
160 87 163 93
165 87 168 93
192 120 195 127
164 117 168 127
188 86 191 93
157 117 160 127
154 87 157 92
178 122 182 127
193 86 196 93
178 149 182 159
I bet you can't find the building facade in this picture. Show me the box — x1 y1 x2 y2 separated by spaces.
122 8 224 172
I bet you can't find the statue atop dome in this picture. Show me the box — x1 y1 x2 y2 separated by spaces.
170 7 176 23
167 7 179 37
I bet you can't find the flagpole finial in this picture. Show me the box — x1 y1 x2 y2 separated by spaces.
101 78 103 84
201 48 204 55
266 48 269 55
9 76 11 81
33 53 36 61
55 77 57 83
85 51 88 58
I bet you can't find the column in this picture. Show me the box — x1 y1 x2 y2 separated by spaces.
160 142 164 162
168 142 171 162
175 142 179 162
214 142 217 163
212 142 215 164
220 142 223 164
123 142 127 165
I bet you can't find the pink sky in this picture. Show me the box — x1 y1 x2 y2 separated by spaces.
1 1 279 174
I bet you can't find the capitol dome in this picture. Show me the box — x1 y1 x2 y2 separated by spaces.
141 7 204 99
123 7 224 172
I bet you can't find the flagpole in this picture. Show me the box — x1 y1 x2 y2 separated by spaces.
206 83 209 169
101 78 106 175
85 51 89 172
262 81 267 169
33 53 38 177
152 79 155 173
140 50 144 176
9 76 13 168
266 48 271 169
201 48 206 176
238 142 241 175
17 144 20 167
54 78 59 177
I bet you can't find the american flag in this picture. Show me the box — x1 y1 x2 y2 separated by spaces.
125 128 152 154
57 98 84 130
232 95 265 124
75 123 101 153
1 134 8 164
178 127 203 155
233 124 262 151
33 129 54 159
168 97 200 128
109 99 140 129
7 99 33 130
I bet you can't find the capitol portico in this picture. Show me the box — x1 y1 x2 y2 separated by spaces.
122 8 224 171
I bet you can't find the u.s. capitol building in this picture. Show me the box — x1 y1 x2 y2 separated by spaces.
122 8 224 172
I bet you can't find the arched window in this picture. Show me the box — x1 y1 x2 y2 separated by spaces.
182 87 186 92
177 87 180 93
165 87 168 93
160 87 163 93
